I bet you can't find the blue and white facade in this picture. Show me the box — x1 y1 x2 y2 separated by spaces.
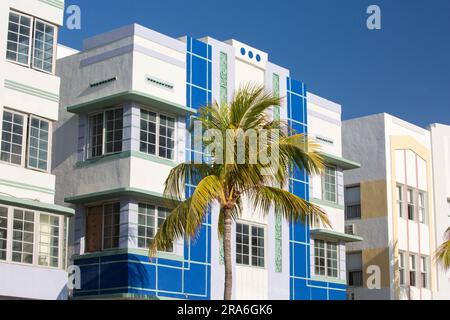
53 24 361 300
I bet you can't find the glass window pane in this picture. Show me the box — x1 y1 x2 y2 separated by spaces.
6 12 31 65
32 20 55 72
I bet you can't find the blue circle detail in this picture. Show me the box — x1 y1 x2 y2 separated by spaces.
248 51 254 59
256 54 261 62
240 48 246 55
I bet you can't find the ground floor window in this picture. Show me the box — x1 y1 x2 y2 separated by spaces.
236 222 265 268
0 205 65 268
314 239 338 278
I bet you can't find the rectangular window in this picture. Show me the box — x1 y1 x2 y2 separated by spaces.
6 12 32 65
103 203 120 249
140 109 175 160
314 239 338 278
418 192 426 224
38 214 59 267
409 254 417 287
88 108 123 158
399 251 405 285
6 11 57 74
0 206 8 261
345 185 361 219
407 189 415 221
236 223 265 268
12 209 34 264
348 270 363 287
1 110 25 165
137 204 173 252
421 256 429 289
323 166 337 203
28 116 50 171
397 185 404 218
32 19 55 73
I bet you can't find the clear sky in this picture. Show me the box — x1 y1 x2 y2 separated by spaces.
59 0 450 128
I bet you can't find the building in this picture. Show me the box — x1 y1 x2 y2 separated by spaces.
52 24 360 300
343 114 450 300
0 0 73 300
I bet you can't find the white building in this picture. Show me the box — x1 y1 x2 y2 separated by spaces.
52 24 360 300
0 0 73 300
343 113 450 300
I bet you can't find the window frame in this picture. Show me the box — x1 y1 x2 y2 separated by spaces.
345 184 361 220
407 188 415 221
0 205 64 269
6 10 57 75
322 165 337 203
101 202 121 250
87 107 124 160
399 251 406 286
139 107 176 161
409 254 417 287
1 109 28 167
418 191 427 224
6 11 33 68
396 184 404 218
26 114 51 172
137 202 174 253
314 239 339 279
420 256 429 289
235 221 266 269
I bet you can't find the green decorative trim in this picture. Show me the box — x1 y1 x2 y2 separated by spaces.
0 178 55 195
274 211 282 273
318 151 360 171
4 80 59 102
72 247 184 262
311 197 344 210
219 52 228 105
0 194 74 216
39 0 65 10
64 187 177 205
66 90 195 115
311 275 347 285
273 73 280 120
310 229 363 243
75 151 177 168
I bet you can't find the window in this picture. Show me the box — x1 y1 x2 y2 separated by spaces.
314 239 338 278
420 256 429 289
12 209 34 264
140 109 175 160
236 223 265 268
32 20 55 73
6 12 32 65
409 254 417 287
103 203 120 249
28 116 50 171
399 252 405 285
88 108 123 158
323 166 337 203
137 203 173 251
1 110 25 165
1 110 51 171
418 192 426 224
38 214 59 267
345 185 361 219
6 11 56 73
397 185 404 218
348 271 362 287
0 206 8 261
407 189 415 221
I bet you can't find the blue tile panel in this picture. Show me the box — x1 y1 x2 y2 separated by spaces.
287 77 346 300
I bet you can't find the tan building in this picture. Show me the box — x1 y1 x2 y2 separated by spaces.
343 113 439 300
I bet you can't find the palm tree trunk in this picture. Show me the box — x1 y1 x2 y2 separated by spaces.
223 208 233 300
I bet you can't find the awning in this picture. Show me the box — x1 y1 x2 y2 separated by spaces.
67 90 196 115
318 152 361 171
310 228 363 243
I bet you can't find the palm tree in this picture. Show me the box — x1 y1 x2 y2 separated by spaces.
436 227 450 270
150 84 330 300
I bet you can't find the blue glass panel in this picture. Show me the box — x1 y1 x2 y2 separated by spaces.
192 55 207 88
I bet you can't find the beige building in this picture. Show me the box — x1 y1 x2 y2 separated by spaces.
343 113 441 300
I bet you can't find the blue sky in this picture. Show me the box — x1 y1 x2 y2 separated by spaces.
59 0 450 128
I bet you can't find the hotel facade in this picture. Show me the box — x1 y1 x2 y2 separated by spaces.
0 0 73 300
343 114 450 300
52 24 361 300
